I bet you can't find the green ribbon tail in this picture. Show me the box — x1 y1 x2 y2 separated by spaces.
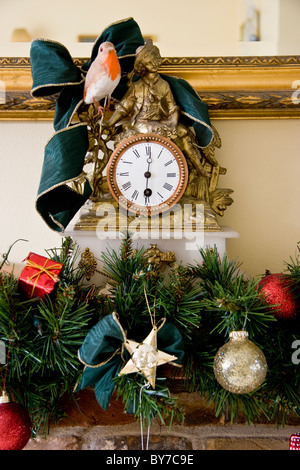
163 74 214 148
30 38 84 97
35 124 91 232
75 314 126 410
30 18 145 232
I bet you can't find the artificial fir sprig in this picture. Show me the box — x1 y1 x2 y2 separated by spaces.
285 241 300 280
190 247 276 335
201 277 277 336
210 387 270 425
188 246 242 295
0 235 299 434
101 239 152 333
96 235 199 425
156 264 203 337
284 241 300 303
0 239 28 271
45 236 98 288
114 374 184 429
100 234 202 336
183 246 299 425
0 238 99 434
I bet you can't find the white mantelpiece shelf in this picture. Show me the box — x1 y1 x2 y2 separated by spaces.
65 226 239 285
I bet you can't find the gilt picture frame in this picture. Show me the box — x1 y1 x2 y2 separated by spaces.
0 55 299 120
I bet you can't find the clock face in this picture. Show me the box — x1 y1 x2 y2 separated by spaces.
107 134 188 215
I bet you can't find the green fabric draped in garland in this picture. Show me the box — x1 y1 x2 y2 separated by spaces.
31 18 213 232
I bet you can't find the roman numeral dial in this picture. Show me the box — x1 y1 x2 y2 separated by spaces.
107 134 188 215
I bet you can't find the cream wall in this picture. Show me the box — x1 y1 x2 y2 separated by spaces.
0 121 61 273
2 0 300 57
217 118 300 278
1 118 299 279
1 0 241 51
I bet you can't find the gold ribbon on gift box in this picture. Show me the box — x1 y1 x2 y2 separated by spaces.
26 259 62 298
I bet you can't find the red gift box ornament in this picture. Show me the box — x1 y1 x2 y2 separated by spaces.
290 433 300 450
19 253 63 299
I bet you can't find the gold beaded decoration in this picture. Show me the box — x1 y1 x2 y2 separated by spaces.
78 248 97 280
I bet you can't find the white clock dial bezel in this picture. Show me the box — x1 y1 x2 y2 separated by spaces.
107 133 188 215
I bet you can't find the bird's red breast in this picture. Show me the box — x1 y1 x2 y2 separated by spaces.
102 49 120 82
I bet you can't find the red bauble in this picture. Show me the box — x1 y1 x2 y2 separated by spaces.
0 400 32 450
259 273 298 320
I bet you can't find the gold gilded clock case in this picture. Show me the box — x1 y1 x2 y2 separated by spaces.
74 39 233 231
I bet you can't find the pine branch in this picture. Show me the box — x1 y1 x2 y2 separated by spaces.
188 247 242 296
201 277 277 337
1 234 299 432
189 247 276 336
155 265 203 337
114 374 184 427
0 239 28 271
284 241 300 304
101 242 147 287
210 387 270 425
46 236 96 288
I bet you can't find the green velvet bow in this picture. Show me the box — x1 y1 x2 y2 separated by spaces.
31 18 213 232
31 18 144 232
75 313 184 411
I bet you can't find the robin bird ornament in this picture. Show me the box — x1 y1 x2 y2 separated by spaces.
83 41 121 114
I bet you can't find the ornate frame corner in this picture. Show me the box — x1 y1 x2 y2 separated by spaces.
0 55 300 120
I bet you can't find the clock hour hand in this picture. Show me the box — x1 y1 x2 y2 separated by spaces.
144 187 152 200
144 173 152 203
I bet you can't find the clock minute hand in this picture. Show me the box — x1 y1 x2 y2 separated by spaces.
144 148 152 203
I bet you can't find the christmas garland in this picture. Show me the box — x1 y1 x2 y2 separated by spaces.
0 234 299 449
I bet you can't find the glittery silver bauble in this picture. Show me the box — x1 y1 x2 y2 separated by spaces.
213 330 268 394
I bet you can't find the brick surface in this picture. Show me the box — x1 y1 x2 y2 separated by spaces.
24 422 299 451
26 434 82 450
90 435 193 451
23 389 300 451
205 437 289 451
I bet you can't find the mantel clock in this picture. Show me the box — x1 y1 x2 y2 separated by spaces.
107 133 188 215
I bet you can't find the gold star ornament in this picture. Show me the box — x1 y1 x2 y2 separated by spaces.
119 326 178 388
